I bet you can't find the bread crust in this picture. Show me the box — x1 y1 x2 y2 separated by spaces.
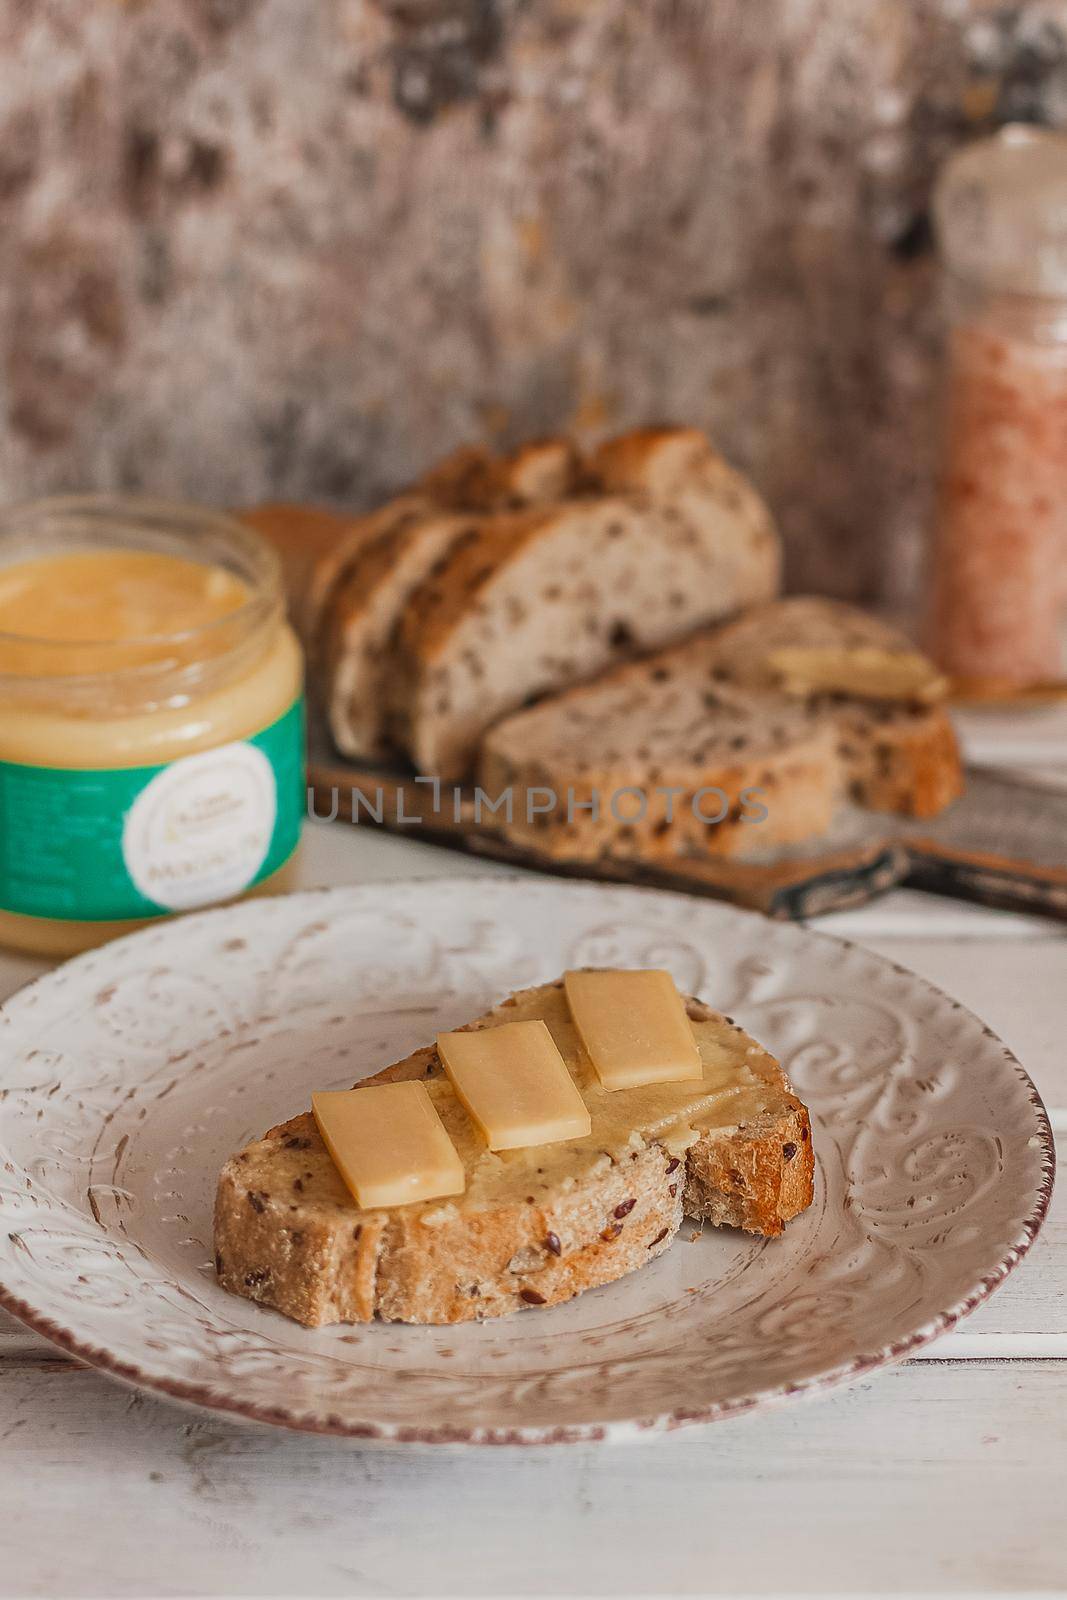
418 437 582 509
848 704 963 817
324 509 481 759
590 425 723 496
214 986 814 1328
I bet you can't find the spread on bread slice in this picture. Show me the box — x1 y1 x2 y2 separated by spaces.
214 976 813 1327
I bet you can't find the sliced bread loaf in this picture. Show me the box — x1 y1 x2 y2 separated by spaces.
214 978 814 1327
388 440 781 779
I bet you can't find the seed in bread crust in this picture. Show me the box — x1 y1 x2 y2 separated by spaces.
614 1198 637 1218
248 1192 266 1213
649 1228 669 1247
600 1223 623 1242
520 1288 547 1305
665 1158 680 1174
783 1142 798 1161
545 1232 562 1255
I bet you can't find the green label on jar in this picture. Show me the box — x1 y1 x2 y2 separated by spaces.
0 697 306 923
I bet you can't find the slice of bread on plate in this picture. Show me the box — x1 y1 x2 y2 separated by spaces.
387 433 780 779
478 596 961 863
214 978 813 1327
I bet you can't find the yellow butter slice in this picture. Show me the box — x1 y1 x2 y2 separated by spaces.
767 646 948 704
564 969 703 1091
312 1081 465 1208
436 1019 592 1151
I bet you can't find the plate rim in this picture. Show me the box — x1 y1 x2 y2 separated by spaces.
0 877 1057 1446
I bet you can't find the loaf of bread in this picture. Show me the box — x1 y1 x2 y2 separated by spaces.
388 432 780 778
479 597 962 863
214 978 814 1327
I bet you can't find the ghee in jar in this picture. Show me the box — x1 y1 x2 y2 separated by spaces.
0 496 305 956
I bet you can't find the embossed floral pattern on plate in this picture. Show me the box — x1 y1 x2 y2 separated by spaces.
0 880 1055 1444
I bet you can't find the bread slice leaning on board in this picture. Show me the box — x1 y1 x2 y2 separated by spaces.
479 596 963 863
387 430 781 779
214 978 814 1327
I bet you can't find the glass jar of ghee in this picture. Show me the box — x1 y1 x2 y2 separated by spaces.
0 496 305 956
926 125 1067 692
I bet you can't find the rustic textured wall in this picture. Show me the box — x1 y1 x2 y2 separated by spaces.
2 0 1067 602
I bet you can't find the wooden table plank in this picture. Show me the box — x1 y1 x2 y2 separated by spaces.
0 1360 1064 1598
814 886 1067 942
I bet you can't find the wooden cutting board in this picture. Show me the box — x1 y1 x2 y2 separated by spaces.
309 726 1067 921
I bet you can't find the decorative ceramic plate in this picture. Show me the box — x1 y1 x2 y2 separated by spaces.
0 880 1054 1445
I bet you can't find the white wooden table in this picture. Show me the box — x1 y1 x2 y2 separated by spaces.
2 707 1066 1598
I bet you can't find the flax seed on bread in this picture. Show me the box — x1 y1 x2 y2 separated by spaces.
214 979 814 1327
